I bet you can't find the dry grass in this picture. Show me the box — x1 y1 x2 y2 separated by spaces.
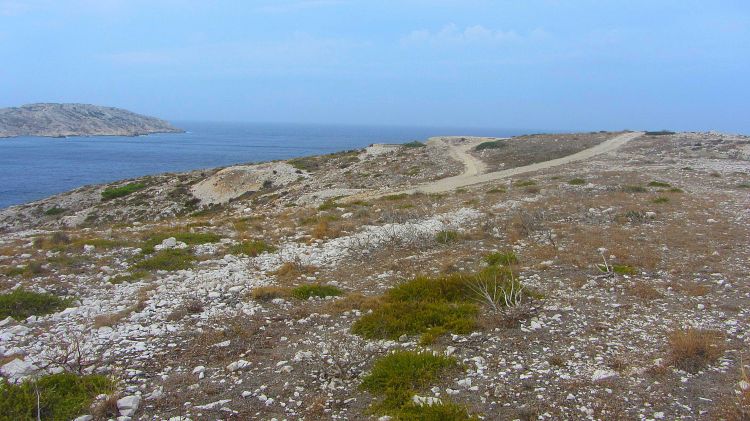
93 285 155 327
668 328 725 373
250 286 291 301
273 261 318 284
627 282 663 300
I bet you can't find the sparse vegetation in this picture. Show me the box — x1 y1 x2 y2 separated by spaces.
360 351 473 419
291 284 343 300
474 140 506 151
435 230 459 244
0 289 72 319
250 286 291 301
645 130 675 136
648 181 672 188
514 179 537 187
0 373 114 421
484 250 518 266
402 141 426 148
101 182 146 200
133 249 195 271
141 230 220 254
668 328 725 373
108 270 149 284
229 239 276 256
623 185 648 193
568 178 586 185
652 196 670 204
44 206 66 216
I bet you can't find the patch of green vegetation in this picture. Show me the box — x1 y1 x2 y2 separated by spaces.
435 230 459 244
652 196 670 204
737 183 750 189
109 270 150 284
101 182 146 200
0 289 72 319
291 284 343 300
514 179 536 187
382 193 410 201
229 240 277 257
623 185 647 193
668 187 684 193
612 264 637 276
360 351 473 420
402 141 426 148
141 231 221 254
484 250 518 266
44 206 66 216
300 214 339 225
644 130 675 136
568 178 586 185
474 140 507 151
0 373 114 421
133 249 195 271
318 199 341 211
352 268 534 343
648 181 672 188
3 262 46 278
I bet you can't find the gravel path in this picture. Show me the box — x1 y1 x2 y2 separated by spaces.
345 131 643 201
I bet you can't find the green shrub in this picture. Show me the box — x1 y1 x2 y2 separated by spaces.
0 289 72 319
141 231 221 254
514 179 536 187
486 187 505 194
737 183 750 189
353 301 477 341
484 250 518 266
101 182 145 200
568 178 586 185
668 187 684 193
317 199 340 211
645 130 675 136
612 264 637 276
291 284 343 300
382 193 410 201
474 140 506 151
133 249 195 271
0 373 113 421
360 351 473 419
435 230 459 244
109 270 149 284
229 240 276 257
402 141 426 148
44 206 66 216
623 185 647 193
648 181 671 188
652 196 669 204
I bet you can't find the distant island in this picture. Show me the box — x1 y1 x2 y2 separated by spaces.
0 103 183 138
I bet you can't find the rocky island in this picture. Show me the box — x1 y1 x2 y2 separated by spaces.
0 103 183 138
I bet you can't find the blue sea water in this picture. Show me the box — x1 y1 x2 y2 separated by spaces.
0 121 526 209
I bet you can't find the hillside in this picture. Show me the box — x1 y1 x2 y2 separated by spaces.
0 103 183 138
0 131 749 420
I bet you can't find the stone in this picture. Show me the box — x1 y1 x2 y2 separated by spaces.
227 359 251 372
73 416 93 421
117 395 141 417
1 358 38 382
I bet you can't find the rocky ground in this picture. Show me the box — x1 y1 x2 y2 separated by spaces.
1 131 749 420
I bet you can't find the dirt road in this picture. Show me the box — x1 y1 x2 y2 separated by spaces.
344 131 643 201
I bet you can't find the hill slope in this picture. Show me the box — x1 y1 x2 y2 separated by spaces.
0 103 183 138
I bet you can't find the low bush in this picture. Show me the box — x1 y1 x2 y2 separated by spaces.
435 230 459 244
250 286 291 301
652 196 669 204
484 250 518 266
360 351 473 419
514 179 536 187
229 240 276 257
402 141 426 148
0 289 72 319
44 206 66 216
623 185 647 193
0 373 114 421
486 187 506 194
474 140 506 151
101 182 145 200
291 284 343 300
668 328 725 373
108 270 149 284
568 178 586 185
648 181 672 188
352 269 534 343
382 193 410 201
612 264 637 275
645 130 675 136
132 249 195 271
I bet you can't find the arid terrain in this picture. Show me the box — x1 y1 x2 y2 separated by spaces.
1 131 749 420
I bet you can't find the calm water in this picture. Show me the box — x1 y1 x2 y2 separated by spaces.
0 122 526 209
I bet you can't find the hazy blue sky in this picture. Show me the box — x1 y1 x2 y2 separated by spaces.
1 1 748 132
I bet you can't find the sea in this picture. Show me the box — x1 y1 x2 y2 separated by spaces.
0 121 528 209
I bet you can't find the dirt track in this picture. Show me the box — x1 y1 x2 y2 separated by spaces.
344 131 643 201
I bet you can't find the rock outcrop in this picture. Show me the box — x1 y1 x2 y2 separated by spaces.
0 103 183 138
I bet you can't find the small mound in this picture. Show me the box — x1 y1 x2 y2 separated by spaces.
190 162 305 204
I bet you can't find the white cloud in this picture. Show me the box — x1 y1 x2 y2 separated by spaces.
402 23 547 47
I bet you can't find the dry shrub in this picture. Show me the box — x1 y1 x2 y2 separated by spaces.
668 328 725 373
273 261 317 283
91 394 120 419
250 286 290 301
670 281 710 297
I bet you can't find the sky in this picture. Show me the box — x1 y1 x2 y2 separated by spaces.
1 0 749 132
